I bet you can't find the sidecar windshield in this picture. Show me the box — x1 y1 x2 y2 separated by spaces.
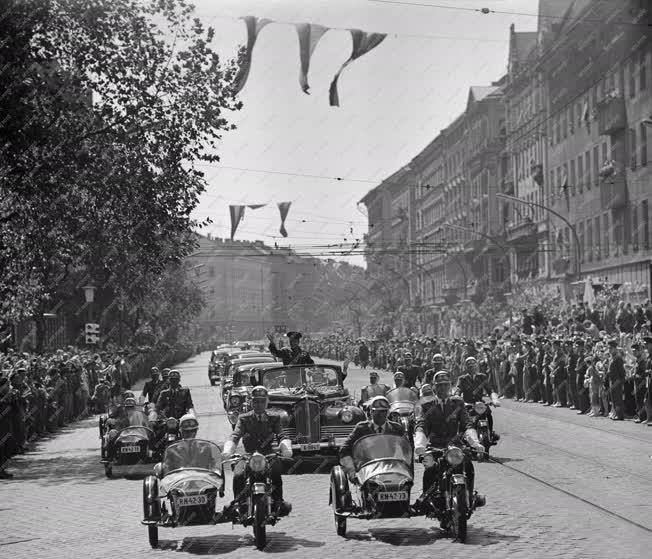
351 434 413 470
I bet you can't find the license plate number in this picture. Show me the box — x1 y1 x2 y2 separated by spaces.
176 495 208 507
121 445 140 453
299 443 320 452
376 491 408 502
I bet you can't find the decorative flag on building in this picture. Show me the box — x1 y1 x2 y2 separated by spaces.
583 277 596 311
234 16 272 93
278 201 292 237
296 23 329 93
230 205 246 240
329 29 386 106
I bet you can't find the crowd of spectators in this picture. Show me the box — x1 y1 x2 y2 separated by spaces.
0 343 197 479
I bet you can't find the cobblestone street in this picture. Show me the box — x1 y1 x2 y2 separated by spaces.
2 353 652 559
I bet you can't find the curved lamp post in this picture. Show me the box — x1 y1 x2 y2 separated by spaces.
496 192 581 278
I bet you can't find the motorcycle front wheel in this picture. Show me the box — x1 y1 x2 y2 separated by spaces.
451 485 467 543
253 494 267 550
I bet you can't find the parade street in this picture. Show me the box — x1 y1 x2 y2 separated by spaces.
0 352 651 559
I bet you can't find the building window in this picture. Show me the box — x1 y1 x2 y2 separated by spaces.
593 146 600 186
632 205 639 251
570 159 576 195
569 106 575 135
577 154 584 194
601 141 608 167
630 128 637 169
594 216 601 260
585 150 591 190
641 122 648 167
603 213 610 258
643 200 650 250
562 110 567 140
629 58 636 98
578 221 585 263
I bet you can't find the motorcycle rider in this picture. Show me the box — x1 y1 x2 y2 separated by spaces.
393 371 406 389
105 395 138 456
153 370 195 420
339 396 404 483
178 413 199 439
141 367 162 404
413 372 484 514
424 354 446 385
454 356 500 439
222 386 292 516
415 384 436 419
358 371 390 406
396 352 423 390
151 368 170 405
267 331 315 366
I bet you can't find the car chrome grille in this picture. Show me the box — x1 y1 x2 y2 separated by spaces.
281 425 354 441
294 399 320 443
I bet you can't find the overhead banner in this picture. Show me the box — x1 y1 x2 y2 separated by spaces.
278 201 292 237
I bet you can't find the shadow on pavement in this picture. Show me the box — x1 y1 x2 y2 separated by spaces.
464 525 521 546
9 453 110 485
343 525 520 546
157 532 324 555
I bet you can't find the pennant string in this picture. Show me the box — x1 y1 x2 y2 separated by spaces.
278 201 292 238
234 16 272 93
229 205 246 240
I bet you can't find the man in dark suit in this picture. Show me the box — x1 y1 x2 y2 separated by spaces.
339 396 404 481
414 372 483 504
223 386 292 514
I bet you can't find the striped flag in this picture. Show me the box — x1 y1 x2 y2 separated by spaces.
278 202 292 237
329 29 386 107
234 16 272 93
296 23 329 94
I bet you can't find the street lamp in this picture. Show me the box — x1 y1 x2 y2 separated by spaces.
496 192 581 278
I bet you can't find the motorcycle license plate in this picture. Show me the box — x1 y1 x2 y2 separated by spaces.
299 443 320 451
176 495 208 507
478 420 488 427
376 491 408 502
120 445 140 453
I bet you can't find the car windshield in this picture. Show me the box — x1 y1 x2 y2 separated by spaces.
262 366 340 390
233 370 257 386
162 439 223 473
386 387 419 403
351 434 413 470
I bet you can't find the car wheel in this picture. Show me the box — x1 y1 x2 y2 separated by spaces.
148 525 159 548
104 463 113 478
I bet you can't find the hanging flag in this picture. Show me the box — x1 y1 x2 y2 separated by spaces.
296 23 329 94
247 204 267 210
582 99 590 123
278 201 292 237
234 16 272 93
229 205 246 240
583 277 596 311
329 29 386 107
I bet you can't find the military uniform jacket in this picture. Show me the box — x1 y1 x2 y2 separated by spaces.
415 397 473 447
268 343 315 366
455 372 493 403
156 386 194 419
339 419 404 459
230 410 284 454
142 379 161 402
360 383 389 403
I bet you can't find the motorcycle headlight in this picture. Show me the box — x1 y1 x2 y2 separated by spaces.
474 402 487 415
445 447 465 466
166 418 178 430
340 409 354 423
229 396 241 407
249 453 267 473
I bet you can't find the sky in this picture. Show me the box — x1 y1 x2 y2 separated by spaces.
188 0 540 266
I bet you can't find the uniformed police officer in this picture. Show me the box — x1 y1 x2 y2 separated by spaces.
454 356 500 436
267 331 315 366
424 354 445 385
141 367 162 404
339 396 404 482
393 371 405 388
222 386 292 515
413 371 484 515
358 371 390 406
154 370 195 420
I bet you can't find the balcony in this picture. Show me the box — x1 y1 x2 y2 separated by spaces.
597 93 626 136
505 218 537 243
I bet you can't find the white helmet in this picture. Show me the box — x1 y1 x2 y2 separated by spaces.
179 413 198 432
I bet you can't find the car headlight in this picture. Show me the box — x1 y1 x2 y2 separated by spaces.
166 417 178 429
249 453 267 473
445 447 465 466
229 396 241 407
474 402 487 415
340 409 353 423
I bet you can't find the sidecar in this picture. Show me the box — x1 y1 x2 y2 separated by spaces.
329 433 418 537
